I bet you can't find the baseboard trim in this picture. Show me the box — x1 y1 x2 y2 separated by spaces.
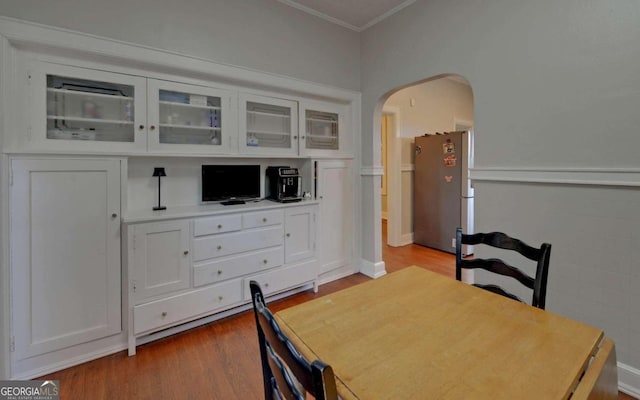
11 343 127 380
360 259 387 278
398 233 413 246
619 362 640 398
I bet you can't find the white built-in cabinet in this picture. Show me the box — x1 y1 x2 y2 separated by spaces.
300 100 350 157
126 204 318 355
315 160 354 276
4 27 357 378
130 220 191 303
284 205 316 263
238 93 298 156
147 79 235 154
29 61 236 155
31 62 148 152
27 60 351 157
10 158 122 360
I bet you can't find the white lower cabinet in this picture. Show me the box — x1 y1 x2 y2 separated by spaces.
126 203 318 355
130 220 191 304
10 158 122 362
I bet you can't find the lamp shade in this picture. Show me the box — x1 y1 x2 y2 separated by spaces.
152 167 166 177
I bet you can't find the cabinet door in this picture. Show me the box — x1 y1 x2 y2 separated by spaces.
300 100 350 157
131 220 191 304
147 79 236 154
316 160 353 274
10 158 122 360
239 93 298 156
29 61 148 153
284 206 316 264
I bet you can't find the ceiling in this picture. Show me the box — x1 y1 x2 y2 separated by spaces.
276 0 416 31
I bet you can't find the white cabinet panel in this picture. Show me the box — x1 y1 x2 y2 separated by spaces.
134 279 241 335
193 247 284 287
193 214 242 237
316 160 353 274
192 225 283 262
10 158 121 359
243 260 316 300
131 220 191 304
284 206 316 264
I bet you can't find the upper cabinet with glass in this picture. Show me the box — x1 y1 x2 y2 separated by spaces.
26 61 351 157
300 100 350 157
30 62 148 152
239 93 298 156
147 79 235 154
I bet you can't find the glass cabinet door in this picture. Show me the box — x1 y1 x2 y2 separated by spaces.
299 100 350 157
47 75 136 142
148 79 235 153
305 109 339 151
31 62 148 152
239 93 298 156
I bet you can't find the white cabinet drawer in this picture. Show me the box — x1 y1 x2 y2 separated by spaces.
193 225 283 261
133 279 242 335
243 259 317 300
193 214 242 237
194 247 284 287
242 210 283 229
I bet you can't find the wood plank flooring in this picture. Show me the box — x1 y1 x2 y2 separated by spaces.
37 221 636 399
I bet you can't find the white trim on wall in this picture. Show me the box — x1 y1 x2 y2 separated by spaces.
470 167 640 187
382 106 402 246
619 362 640 398
361 166 384 176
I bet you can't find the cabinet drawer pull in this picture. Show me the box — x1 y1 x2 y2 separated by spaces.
150 125 156 130
217 270 222 275
218 296 223 301
286 233 291 237
262 218 267 223
263 259 268 264
264 283 269 288
139 124 145 130
111 213 118 218
161 312 167 317
217 245 222 250
217 224 222 229
183 250 189 255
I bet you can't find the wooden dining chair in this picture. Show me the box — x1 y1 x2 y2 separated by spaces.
250 281 339 400
455 228 552 309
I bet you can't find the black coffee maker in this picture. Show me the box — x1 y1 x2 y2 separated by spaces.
265 166 302 203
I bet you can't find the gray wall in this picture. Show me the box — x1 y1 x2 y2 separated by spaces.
0 0 361 91
360 0 640 372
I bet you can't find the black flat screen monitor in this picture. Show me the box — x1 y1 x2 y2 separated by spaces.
202 165 261 202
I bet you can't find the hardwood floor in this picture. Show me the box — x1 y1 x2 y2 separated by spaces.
37 221 635 399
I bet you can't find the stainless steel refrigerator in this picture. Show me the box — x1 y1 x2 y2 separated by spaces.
413 131 474 255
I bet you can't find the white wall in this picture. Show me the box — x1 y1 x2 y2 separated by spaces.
386 78 473 138
0 0 361 91
360 0 640 387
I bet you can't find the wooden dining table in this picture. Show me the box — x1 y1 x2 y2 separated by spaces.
274 266 618 400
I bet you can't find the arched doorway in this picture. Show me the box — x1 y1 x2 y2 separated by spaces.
377 74 474 273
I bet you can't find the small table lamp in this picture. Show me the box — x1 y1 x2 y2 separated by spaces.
152 167 167 211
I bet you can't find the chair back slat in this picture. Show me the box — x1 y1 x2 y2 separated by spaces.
461 258 536 289
456 228 552 309
250 281 338 400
